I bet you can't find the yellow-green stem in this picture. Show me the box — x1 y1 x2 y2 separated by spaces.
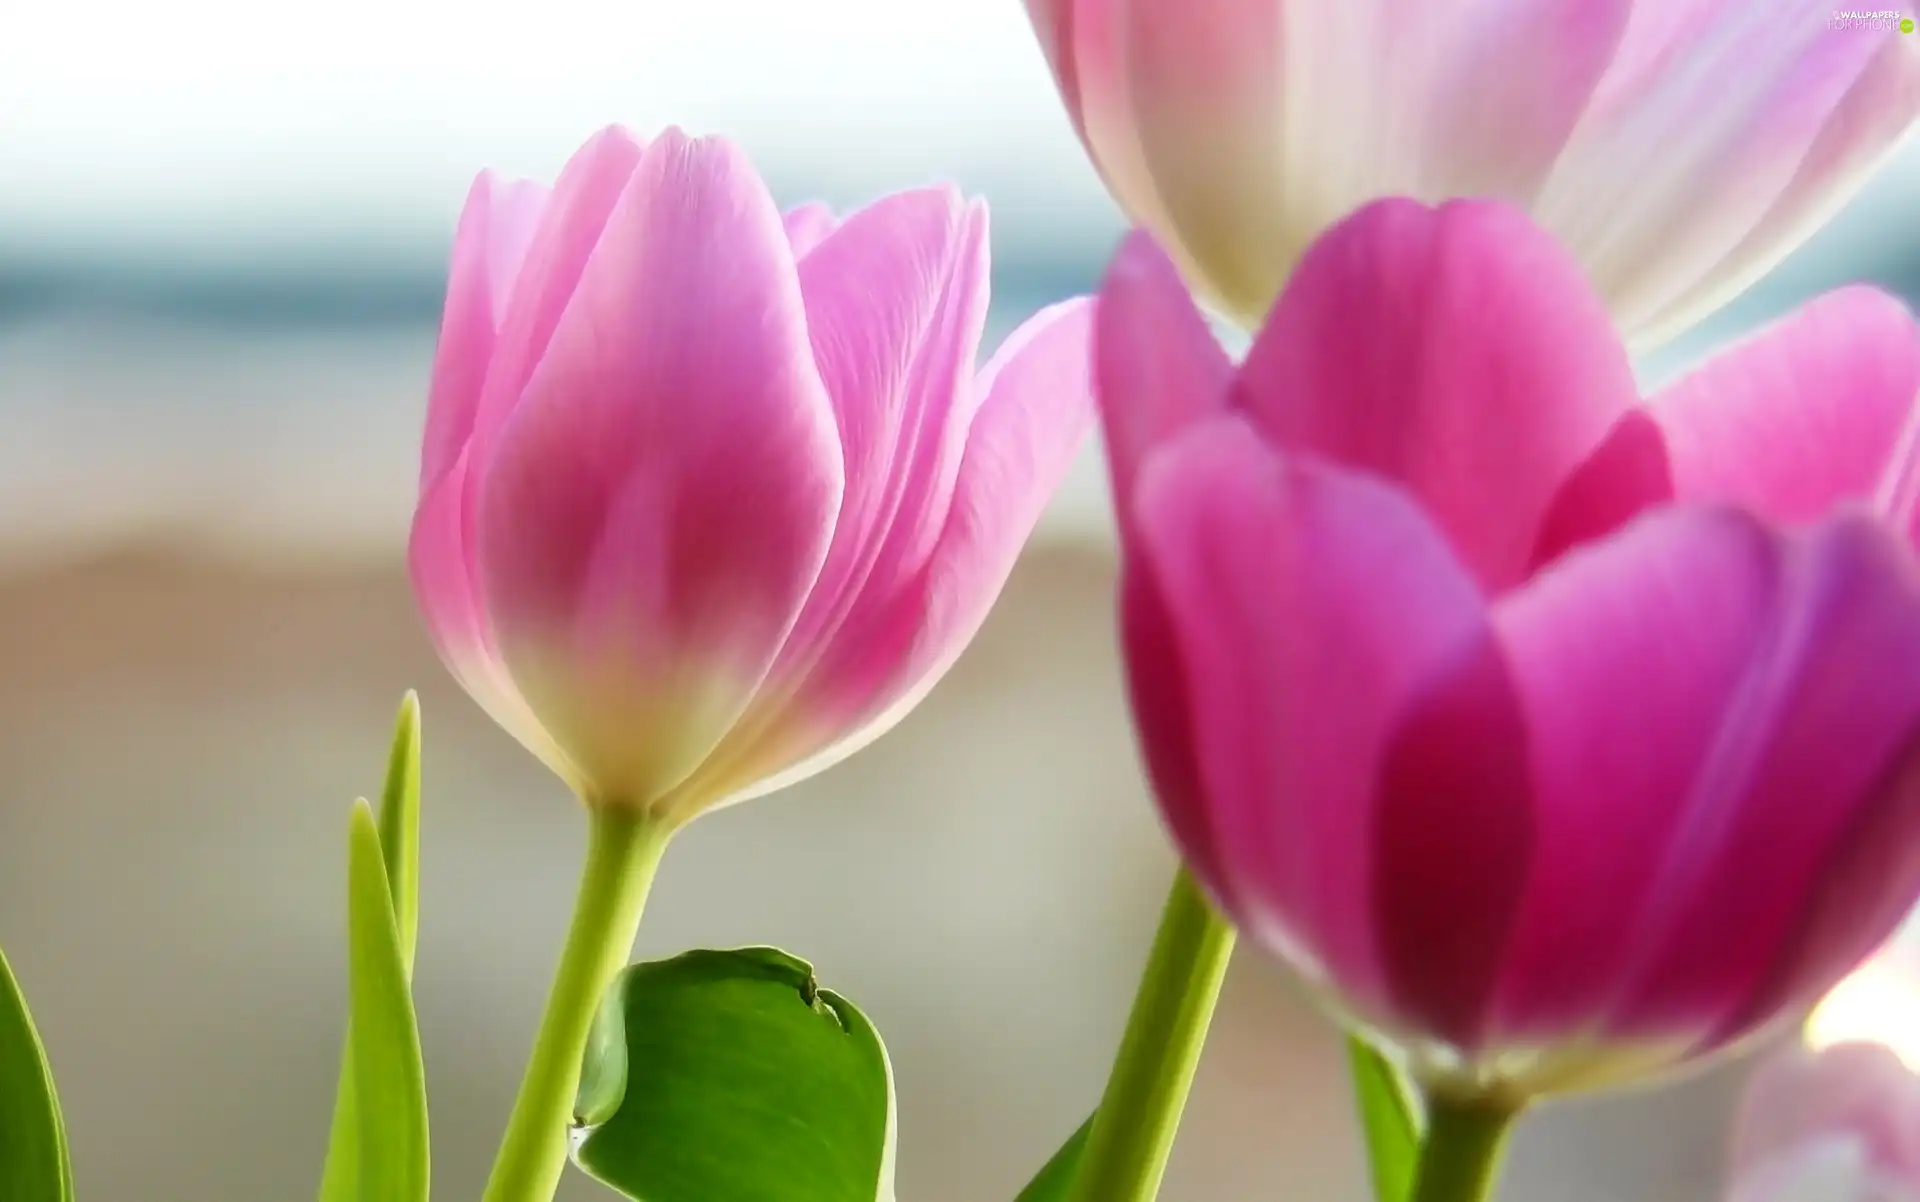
481 807 670 1202
1409 1093 1519 1202
1066 867 1236 1202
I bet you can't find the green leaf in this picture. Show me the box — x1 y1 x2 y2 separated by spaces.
318 693 423 1202
340 799 430 1202
1348 1035 1420 1202
0 946 74 1202
570 947 895 1202
377 691 423 968
1014 1113 1091 1202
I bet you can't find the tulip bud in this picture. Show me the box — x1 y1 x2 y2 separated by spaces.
1028 0 1920 346
409 126 1094 825
1096 198 1920 1104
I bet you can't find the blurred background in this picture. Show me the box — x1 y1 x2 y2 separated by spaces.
1 3 1917 1199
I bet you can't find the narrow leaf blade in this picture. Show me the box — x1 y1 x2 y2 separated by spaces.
1349 1035 1420 1202
378 691 422 970
0 946 73 1202
319 694 424 1202
571 947 895 1202
346 799 430 1202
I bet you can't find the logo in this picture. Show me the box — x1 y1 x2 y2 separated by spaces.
1905 16 1916 31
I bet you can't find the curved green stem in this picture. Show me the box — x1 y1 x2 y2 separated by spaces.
482 807 671 1202
1066 867 1236 1202
1409 1093 1519 1202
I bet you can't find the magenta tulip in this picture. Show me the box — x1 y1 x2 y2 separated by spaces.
409 126 1094 824
1028 0 1920 343
1730 1042 1920 1202
1098 198 1920 1100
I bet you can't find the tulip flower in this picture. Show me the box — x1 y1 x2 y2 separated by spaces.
1730 1043 1920 1202
408 125 1096 826
1728 918 1920 1202
1028 0 1920 344
1097 197 1920 1118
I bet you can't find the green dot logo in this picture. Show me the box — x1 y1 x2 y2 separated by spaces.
1905 16 1917 32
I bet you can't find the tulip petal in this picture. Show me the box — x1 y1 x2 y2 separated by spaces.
420 172 548 489
1094 230 1234 526
1132 417 1490 1017
778 187 986 672
1371 629 1535 1047
651 187 991 805
1488 510 1920 1043
783 201 839 261
1100 0 1629 325
464 126 647 470
1637 34 1920 344
704 297 1099 809
1734 1044 1920 1190
476 131 843 812
1537 0 1894 339
1237 198 1638 589
410 459 581 789
1649 288 1920 531
1537 287 1920 562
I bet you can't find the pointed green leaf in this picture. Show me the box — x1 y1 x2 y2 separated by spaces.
319 693 423 1202
570 947 895 1202
340 799 429 1202
1349 1035 1420 1202
377 691 422 968
1014 1113 1091 1201
0 946 73 1202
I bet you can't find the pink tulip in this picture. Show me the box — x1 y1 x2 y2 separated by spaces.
1099 198 1920 1100
409 126 1095 823
1028 0 1920 344
1729 1042 1920 1202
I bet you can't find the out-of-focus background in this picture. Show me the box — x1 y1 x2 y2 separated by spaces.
1 4 1916 1199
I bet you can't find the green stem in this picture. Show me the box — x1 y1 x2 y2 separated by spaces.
1066 867 1237 1202
1409 1093 1519 1202
481 807 671 1202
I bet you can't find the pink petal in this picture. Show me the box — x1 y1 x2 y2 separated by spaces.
1536 0 1894 339
1130 416 1490 1019
474 130 844 812
1734 1043 1920 1189
420 171 549 489
1370 628 1535 1046
1651 288 1920 532
729 296 1099 798
1082 0 1629 325
1237 198 1638 590
1484 507 1787 1037
763 187 987 707
1100 0 1293 322
1637 32 1920 343
783 201 839 261
1056 0 1187 296
1488 510 1920 1044
1538 289 1920 563
649 186 994 806
1094 230 1234 528
1530 410 1678 567
462 126 646 479
1362 0 1629 202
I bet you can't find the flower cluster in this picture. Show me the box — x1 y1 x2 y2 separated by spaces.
2 4 1918 1202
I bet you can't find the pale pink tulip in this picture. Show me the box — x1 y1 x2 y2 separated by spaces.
1030 0 1920 344
1729 1042 1920 1202
1099 198 1920 1100
410 126 1094 823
